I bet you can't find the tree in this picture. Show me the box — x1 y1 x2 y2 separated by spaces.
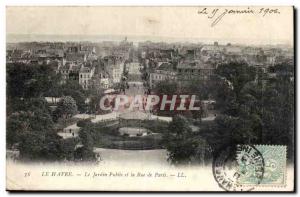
60 80 87 113
18 132 46 160
216 61 256 100
64 90 86 113
46 73 63 98
74 146 96 161
260 63 294 161
18 130 69 161
153 80 178 95
7 108 67 161
6 63 61 117
163 115 205 165
7 63 59 98
38 132 65 161
7 63 35 98
24 98 52 115
79 129 94 150
88 90 106 115
76 127 96 161
7 107 54 147
54 96 78 119
60 138 79 161
168 115 192 137
207 61 294 163
6 63 87 161
186 78 216 100
77 119 92 128
62 80 85 94
7 111 32 147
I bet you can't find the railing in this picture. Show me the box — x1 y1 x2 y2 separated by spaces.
103 141 163 150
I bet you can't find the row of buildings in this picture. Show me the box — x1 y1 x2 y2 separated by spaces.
140 42 293 88
7 40 131 90
57 56 125 90
6 40 293 91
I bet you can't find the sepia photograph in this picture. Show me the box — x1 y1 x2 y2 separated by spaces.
5 6 295 192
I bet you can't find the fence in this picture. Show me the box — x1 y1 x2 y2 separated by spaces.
104 140 163 150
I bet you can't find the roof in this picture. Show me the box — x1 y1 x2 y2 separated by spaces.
66 52 86 62
11 50 23 58
225 46 243 54
45 97 61 103
177 61 214 70
87 53 98 61
59 64 70 70
157 63 174 72
52 50 64 58
201 45 223 52
69 65 81 72
242 47 263 55
80 66 93 73
104 89 116 94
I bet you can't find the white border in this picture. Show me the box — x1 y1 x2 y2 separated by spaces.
1 0 299 196
2 0 299 6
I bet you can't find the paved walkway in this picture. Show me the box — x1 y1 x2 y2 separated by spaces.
91 112 119 123
93 148 169 165
74 112 119 123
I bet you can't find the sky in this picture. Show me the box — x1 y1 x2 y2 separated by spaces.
6 6 294 45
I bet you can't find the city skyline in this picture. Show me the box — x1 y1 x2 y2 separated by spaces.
6 6 294 192
6 33 293 48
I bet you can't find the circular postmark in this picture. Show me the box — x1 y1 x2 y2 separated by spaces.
212 144 265 191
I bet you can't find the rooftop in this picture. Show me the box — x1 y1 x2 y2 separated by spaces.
177 61 214 69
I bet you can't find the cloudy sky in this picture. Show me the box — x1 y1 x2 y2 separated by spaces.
6 6 293 45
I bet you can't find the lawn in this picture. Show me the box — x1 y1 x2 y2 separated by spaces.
83 120 166 150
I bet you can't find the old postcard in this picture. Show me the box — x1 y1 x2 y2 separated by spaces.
6 6 294 191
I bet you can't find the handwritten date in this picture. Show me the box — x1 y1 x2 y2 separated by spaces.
198 7 281 27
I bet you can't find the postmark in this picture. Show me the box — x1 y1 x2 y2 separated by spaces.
212 144 265 191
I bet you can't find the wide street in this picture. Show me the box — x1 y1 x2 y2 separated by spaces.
125 62 145 96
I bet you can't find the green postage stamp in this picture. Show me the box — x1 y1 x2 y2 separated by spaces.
237 145 287 186
255 145 287 185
